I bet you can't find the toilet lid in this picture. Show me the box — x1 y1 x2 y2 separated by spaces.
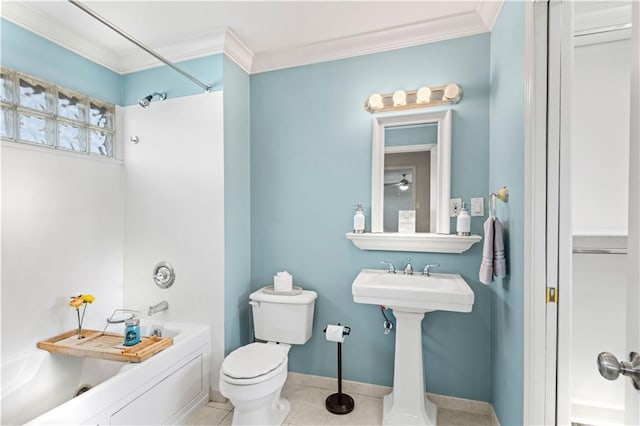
222 343 287 379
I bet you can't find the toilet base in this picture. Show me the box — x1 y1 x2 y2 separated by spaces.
325 393 354 415
230 395 290 426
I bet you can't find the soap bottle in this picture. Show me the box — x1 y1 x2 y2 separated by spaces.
124 318 141 346
456 203 471 236
353 204 365 234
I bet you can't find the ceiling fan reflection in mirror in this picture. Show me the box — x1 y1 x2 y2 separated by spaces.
385 173 412 192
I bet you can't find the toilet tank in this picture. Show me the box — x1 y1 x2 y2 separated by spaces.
249 287 317 344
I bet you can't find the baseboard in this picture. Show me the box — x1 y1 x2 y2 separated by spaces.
209 388 228 404
287 372 498 425
427 393 495 417
489 403 501 426
287 371 391 398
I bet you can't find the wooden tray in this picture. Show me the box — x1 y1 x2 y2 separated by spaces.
37 329 173 363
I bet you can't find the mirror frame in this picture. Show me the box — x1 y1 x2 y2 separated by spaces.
371 110 451 234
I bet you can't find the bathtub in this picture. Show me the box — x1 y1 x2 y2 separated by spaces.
1 320 211 425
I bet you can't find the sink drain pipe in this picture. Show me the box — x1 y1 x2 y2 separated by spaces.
380 305 394 334
324 324 354 415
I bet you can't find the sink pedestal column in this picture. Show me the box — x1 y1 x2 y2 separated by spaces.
382 309 437 426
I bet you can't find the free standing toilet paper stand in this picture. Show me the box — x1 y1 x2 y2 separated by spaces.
323 324 354 415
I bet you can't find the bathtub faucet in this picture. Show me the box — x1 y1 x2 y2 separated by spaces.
148 300 169 316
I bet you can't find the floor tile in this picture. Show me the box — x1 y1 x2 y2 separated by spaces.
437 408 494 426
218 411 233 425
185 406 231 425
191 383 495 426
206 400 234 411
285 400 330 425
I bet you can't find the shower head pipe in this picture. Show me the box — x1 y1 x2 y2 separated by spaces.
139 92 167 108
68 0 212 93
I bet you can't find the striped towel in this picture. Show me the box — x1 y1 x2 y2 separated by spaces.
479 217 494 284
493 218 507 278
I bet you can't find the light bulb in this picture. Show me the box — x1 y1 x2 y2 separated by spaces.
368 93 384 109
416 87 432 103
392 90 407 106
443 84 461 101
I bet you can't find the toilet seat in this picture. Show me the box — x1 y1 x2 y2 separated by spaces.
221 343 288 385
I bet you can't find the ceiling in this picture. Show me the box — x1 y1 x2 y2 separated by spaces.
1 1 503 74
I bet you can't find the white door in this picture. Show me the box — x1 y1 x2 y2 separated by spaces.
549 1 640 425
625 3 640 424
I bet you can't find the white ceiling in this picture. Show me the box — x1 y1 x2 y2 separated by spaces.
1 0 503 74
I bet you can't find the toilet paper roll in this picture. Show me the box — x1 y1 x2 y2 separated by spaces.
325 324 345 343
274 271 293 293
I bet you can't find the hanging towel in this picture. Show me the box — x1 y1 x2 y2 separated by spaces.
479 217 494 284
493 218 507 278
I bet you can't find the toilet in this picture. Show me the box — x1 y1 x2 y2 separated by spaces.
219 286 317 425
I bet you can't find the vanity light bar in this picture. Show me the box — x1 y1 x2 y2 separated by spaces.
364 83 463 113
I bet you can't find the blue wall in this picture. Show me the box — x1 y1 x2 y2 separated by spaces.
250 34 493 401
489 2 525 424
223 57 252 354
0 18 121 105
121 55 223 106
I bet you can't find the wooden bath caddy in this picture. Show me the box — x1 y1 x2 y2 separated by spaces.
37 329 173 363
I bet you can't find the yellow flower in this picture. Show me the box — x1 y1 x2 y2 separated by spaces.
69 296 84 309
82 294 95 304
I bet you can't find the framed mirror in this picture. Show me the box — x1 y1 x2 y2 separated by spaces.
371 110 451 234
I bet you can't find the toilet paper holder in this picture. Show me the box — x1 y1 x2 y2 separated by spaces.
323 323 354 415
323 325 351 337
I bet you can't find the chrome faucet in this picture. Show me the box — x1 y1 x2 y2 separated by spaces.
403 258 413 275
105 309 139 324
380 261 396 273
148 300 169 316
422 263 440 277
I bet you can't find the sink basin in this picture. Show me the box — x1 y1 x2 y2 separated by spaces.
352 269 474 313
352 268 475 425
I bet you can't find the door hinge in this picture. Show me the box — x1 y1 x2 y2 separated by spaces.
546 287 558 304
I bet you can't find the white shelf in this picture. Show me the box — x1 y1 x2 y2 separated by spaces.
345 232 482 253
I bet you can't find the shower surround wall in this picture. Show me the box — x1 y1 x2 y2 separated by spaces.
121 92 225 390
1 145 124 363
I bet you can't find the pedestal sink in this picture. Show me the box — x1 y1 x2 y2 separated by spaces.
352 269 474 426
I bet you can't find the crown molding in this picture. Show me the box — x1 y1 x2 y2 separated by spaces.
251 9 497 74
477 0 504 30
117 28 227 74
223 29 254 74
3 1 503 76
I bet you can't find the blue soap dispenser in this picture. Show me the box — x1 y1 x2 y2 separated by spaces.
124 317 141 346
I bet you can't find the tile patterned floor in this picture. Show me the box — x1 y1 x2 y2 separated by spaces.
185 382 495 426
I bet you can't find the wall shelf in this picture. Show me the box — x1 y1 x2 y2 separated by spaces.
345 232 482 253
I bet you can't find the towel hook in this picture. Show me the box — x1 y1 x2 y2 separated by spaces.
489 187 509 218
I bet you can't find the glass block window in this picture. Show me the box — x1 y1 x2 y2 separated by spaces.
0 68 116 158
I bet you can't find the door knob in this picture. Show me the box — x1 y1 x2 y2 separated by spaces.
597 351 640 390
